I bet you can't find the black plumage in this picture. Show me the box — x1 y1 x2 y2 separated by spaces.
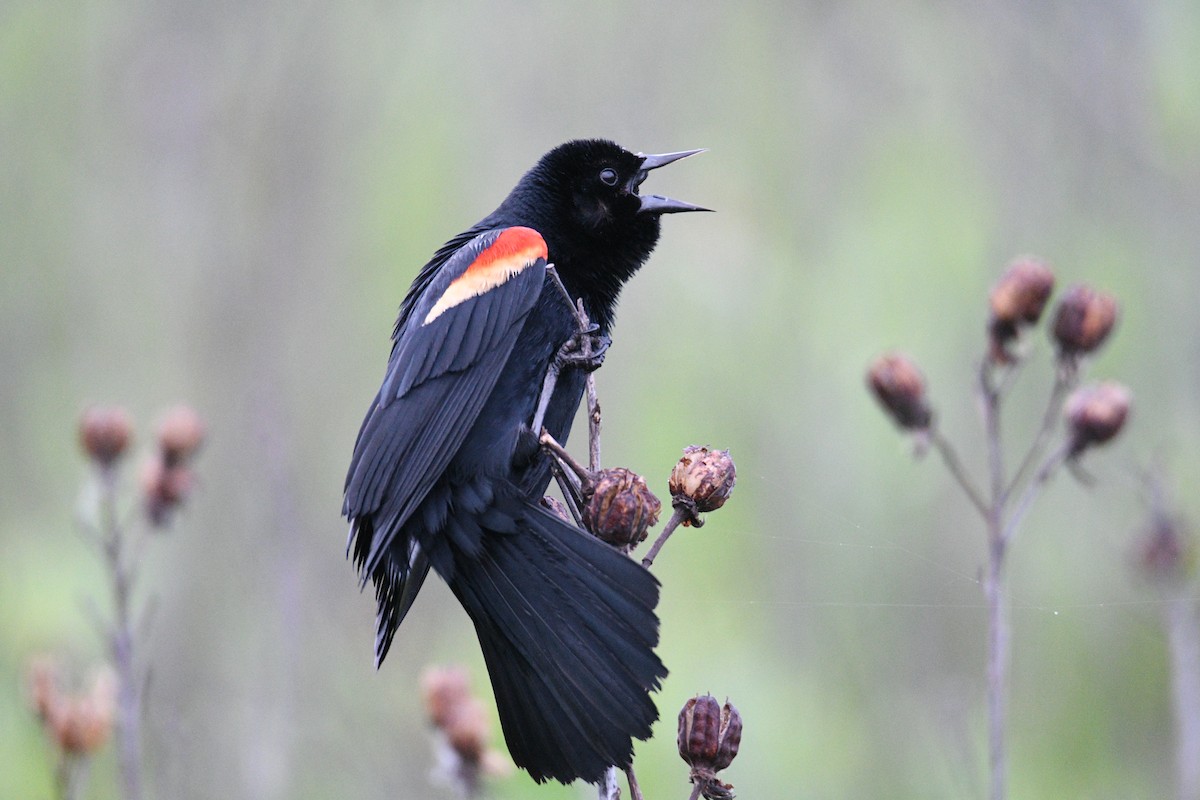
343 139 706 783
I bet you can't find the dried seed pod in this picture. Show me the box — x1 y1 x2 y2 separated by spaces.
867 352 932 431
156 405 205 467
421 664 511 793
583 467 661 547
442 694 490 763
669 446 736 523
989 257 1055 325
679 694 743 799
1052 284 1118 357
987 257 1055 363
79 406 133 466
1064 381 1131 456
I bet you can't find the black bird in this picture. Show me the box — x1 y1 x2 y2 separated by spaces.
343 139 707 784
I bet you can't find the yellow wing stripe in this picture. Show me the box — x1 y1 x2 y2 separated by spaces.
423 227 548 325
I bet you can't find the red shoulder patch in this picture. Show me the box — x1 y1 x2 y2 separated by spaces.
423 227 548 325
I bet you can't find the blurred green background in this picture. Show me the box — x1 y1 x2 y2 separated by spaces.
4 1 1200 797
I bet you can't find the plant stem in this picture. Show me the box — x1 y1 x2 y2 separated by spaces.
1005 364 1072 503
641 507 691 569
1000 445 1068 549
980 363 1006 510
597 765 620 799
930 429 989 519
55 753 80 800
984 536 1008 800
1165 596 1200 800
98 466 143 800
625 765 645 800
688 783 703 800
979 361 1008 800
540 431 593 485
587 371 601 474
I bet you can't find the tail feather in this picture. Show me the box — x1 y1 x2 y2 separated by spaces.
469 545 652 729
349 515 433 667
470 609 613 775
449 491 667 784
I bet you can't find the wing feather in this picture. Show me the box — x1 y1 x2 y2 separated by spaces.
344 227 548 573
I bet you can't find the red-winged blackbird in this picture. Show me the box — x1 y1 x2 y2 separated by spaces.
343 139 707 784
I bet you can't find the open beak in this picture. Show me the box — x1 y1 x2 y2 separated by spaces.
634 149 712 214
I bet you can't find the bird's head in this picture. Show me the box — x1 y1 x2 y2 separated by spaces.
502 139 708 320
535 139 708 231
524 139 707 233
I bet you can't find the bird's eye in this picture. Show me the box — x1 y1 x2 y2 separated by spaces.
598 167 618 186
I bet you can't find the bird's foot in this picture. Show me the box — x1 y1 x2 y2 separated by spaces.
554 325 611 373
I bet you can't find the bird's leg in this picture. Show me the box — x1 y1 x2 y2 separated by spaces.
530 267 608 434
539 430 593 512
544 264 610 372
530 362 560 438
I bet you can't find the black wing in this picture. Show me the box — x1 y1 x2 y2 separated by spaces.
344 226 549 574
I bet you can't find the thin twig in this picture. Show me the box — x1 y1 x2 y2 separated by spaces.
984 545 1008 800
979 359 1008 800
980 361 1006 511
1001 443 1070 549
540 431 593 485
1005 363 1073 503
97 465 144 800
642 507 693 569
930 429 989 519
548 461 586 526
587 374 602 473
579 298 602 474
688 783 703 800
625 765 645 800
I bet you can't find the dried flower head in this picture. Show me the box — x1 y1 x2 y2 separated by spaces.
679 694 743 800
157 405 205 467
867 352 933 431
41 668 116 756
583 467 662 547
79 406 133 466
442 694 490 763
989 257 1056 325
1065 381 1131 457
1052 284 1118 357
669 446 736 525
140 455 195 526
421 665 511 795
988 257 1055 363
420 665 473 730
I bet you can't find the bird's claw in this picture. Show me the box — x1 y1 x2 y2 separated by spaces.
554 327 611 373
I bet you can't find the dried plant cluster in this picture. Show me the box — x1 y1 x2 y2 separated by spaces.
868 257 1130 800
28 405 204 800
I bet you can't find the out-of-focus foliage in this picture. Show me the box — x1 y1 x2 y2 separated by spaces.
3 2 1199 797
